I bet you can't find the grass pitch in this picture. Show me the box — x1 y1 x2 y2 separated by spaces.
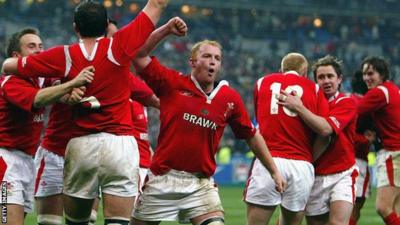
25 186 381 225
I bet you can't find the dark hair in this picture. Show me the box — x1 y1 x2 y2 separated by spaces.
6 28 39 57
361 56 390 82
351 70 368 95
312 55 343 82
109 18 118 26
74 1 108 38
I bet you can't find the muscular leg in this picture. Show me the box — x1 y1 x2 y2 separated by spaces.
63 194 94 224
246 202 277 225
191 211 224 225
328 200 353 225
103 193 134 224
36 194 63 225
280 206 305 225
0 204 25 225
350 197 366 223
376 186 400 217
306 213 328 225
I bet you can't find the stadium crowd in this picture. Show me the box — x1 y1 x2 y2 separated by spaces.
0 0 399 225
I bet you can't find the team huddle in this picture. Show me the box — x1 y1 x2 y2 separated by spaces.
0 1 399 225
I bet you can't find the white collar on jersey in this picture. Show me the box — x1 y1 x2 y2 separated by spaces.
190 75 229 104
79 37 103 61
328 91 340 102
284 70 300 76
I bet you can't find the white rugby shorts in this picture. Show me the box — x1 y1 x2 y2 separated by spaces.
355 158 370 198
376 149 400 188
63 132 139 199
34 146 64 197
305 165 359 216
244 157 314 212
133 170 224 223
0 148 35 213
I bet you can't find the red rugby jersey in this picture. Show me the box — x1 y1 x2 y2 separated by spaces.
0 75 45 155
17 12 154 137
254 71 330 162
140 57 256 177
358 81 400 151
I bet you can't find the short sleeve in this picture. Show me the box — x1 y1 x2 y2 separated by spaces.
326 97 357 135
112 12 155 64
129 73 154 103
139 57 181 96
17 46 66 78
228 91 256 139
1 76 39 112
358 87 387 116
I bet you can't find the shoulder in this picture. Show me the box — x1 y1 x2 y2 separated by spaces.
334 93 357 108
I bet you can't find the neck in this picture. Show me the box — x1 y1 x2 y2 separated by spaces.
201 83 213 94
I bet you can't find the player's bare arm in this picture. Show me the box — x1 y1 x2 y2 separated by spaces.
142 0 170 26
1 57 18 74
312 135 331 161
33 66 94 108
133 17 188 72
142 94 160 109
278 91 333 136
245 131 287 193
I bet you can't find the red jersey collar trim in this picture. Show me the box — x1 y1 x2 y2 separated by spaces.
328 91 340 102
190 76 229 104
78 37 103 61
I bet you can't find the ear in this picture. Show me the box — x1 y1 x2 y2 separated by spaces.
73 22 79 35
189 57 196 68
338 74 343 84
11 51 20 58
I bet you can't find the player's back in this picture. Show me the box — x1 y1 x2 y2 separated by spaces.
66 40 132 136
254 71 329 162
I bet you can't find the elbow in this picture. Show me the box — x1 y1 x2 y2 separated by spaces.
319 126 333 137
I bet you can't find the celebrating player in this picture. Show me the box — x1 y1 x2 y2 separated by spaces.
245 52 330 225
358 57 400 225
131 17 285 225
0 28 93 225
280 55 358 225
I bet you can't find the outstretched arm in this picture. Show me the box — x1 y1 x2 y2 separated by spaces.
142 0 170 26
33 66 94 108
278 91 333 137
133 17 187 72
246 131 286 193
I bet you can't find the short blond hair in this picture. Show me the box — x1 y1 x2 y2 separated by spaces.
281 52 308 76
190 40 222 59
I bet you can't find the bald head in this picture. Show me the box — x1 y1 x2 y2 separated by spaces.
281 53 308 76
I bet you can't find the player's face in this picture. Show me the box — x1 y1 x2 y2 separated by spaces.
362 63 384 89
316 65 342 98
17 34 43 57
190 44 222 91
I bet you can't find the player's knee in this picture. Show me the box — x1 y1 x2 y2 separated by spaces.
199 217 225 225
104 217 130 225
37 214 63 225
375 201 391 217
65 213 90 225
88 209 97 225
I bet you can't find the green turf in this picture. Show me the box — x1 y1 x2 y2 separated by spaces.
25 186 381 225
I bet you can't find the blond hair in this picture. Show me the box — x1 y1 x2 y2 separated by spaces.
281 52 308 76
190 40 222 59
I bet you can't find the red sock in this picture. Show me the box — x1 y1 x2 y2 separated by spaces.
349 218 357 225
384 212 400 225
